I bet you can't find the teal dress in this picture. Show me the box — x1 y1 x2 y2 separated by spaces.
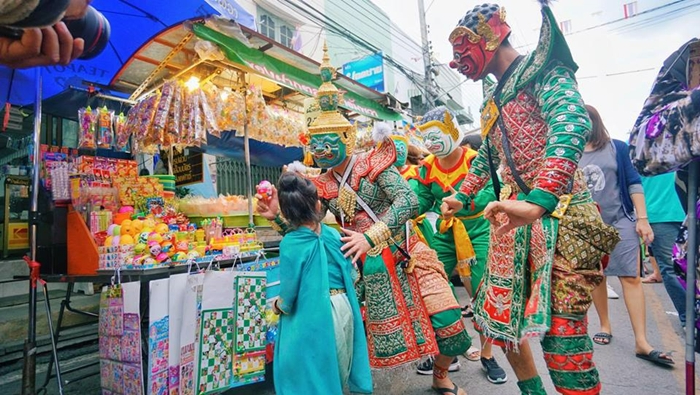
273 224 372 395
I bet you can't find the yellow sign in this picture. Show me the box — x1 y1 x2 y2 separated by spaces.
7 222 28 250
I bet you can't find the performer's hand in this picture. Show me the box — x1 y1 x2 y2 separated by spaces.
484 200 546 236
255 185 279 220
636 218 654 245
340 228 371 264
441 186 463 218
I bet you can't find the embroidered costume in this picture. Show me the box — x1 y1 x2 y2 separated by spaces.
278 46 471 369
449 3 619 395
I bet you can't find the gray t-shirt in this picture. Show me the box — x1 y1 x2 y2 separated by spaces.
578 143 625 224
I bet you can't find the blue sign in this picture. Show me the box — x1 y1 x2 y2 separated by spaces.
342 52 385 92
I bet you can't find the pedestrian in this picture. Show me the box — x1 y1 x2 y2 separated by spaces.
271 172 372 395
578 104 674 367
641 173 687 327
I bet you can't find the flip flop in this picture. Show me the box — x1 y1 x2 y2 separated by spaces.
432 383 466 395
635 350 674 367
642 276 662 284
461 305 474 318
592 332 612 345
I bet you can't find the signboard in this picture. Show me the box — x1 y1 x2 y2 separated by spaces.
7 222 28 249
172 150 204 187
204 0 256 28
342 53 385 93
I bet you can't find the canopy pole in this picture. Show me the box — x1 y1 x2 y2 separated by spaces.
240 72 254 227
168 145 174 175
685 160 698 395
22 68 42 395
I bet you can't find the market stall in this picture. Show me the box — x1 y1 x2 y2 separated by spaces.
19 13 405 395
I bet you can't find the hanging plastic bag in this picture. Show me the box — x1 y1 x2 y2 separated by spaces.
78 107 97 149
97 106 114 149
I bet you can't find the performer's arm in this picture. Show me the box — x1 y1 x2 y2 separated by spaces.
369 166 419 241
458 138 499 197
409 176 435 216
526 63 591 213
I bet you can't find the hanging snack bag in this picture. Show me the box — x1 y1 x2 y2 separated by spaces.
153 81 177 147
97 107 114 149
78 107 98 149
199 88 220 137
114 112 130 152
192 89 206 146
180 89 194 147
136 92 161 150
166 83 182 148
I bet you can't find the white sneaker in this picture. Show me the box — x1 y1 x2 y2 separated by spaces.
607 282 619 299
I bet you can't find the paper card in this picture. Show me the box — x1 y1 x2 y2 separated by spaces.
168 273 188 394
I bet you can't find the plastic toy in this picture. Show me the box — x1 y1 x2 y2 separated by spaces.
256 180 273 200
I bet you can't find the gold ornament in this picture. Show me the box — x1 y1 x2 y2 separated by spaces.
364 221 391 247
449 26 481 45
476 13 500 51
338 186 357 220
418 110 460 142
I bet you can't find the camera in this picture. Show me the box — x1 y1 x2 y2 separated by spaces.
0 6 110 60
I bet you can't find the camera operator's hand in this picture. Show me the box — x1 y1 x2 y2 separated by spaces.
0 22 84 69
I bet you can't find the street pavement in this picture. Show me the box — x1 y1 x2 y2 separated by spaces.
1 281 698 394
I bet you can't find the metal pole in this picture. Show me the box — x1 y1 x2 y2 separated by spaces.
22 68 42 395
417 0 433 108
685 161 698 395
240 73 254 227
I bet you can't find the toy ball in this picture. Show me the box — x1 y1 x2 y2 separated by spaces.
256 180 273 200
132 219 144 232
155 223 169 235
104 236 114 247
121 221 134 236
107 224 118 236
161 241 173 253
173 252 187 262
143 257 157 266
138 231 150 245
112 236 121 246
120 234 135 245
148 232 163 244
144 218 156 229
112 225 121 237
134 243 147 255
187 250 201 260
148 241 162 256
162 232 173 242
155 252 170 263
119 206 135 214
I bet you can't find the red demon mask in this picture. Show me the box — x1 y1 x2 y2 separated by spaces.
449 5 511 81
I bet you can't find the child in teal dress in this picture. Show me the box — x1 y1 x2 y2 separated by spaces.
272 172 372 395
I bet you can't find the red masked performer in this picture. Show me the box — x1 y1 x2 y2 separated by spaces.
442 2 619 394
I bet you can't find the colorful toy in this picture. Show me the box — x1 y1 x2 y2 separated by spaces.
155 252 170 264
148 241 162 256
256 180 273 200
120 234 135 245
134 243 147 255
138 232 150 245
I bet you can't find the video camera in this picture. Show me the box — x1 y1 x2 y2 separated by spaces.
0 6 110 60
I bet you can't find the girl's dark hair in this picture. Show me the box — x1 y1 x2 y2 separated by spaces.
277 172 324 229
585 104 611 151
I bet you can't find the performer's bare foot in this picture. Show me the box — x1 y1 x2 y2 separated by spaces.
433 355 467 395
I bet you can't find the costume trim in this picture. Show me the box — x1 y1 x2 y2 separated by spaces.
420 148 477 192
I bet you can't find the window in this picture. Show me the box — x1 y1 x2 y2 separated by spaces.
559 19 572 34
258 9 296 49
260 14 276 40
280 25 294 48
624 2 638 18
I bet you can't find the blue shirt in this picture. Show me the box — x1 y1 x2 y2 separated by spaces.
641 173 686 223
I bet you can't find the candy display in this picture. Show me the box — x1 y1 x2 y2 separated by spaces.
79 107 98 149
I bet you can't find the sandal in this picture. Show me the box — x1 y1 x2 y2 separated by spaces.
592 332 612 345
461 305 474 318
642 275 662 284
636 350 674 367
464 346 481 361
432 383 467 395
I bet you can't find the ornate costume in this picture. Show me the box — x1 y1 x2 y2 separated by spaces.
278 46 471 369
449 3 619 395
414 107 497 292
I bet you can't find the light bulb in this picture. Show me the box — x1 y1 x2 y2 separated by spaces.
220 90 229 100
185 76 200 92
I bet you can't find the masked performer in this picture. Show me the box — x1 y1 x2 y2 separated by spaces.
442 3 619 394
259 45 471 395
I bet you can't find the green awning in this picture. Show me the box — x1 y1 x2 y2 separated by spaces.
193 24 402 121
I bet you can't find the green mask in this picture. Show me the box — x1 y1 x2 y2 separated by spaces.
309 132 347 169
392 137 408 168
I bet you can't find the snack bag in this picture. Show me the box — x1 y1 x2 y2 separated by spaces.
97 107 114 149
114 112 130 152
78 107 98 149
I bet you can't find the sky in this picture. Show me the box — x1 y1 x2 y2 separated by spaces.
370 0 700 139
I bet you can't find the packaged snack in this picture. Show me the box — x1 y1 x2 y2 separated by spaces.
166 83 182 147
78 107 97 149
114 112 130 152
152 81 177 146
199 88 220 137
97 107 114 149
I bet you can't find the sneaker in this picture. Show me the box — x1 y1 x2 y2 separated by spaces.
416 356 460 375
481 356 508 384
607 282 619 299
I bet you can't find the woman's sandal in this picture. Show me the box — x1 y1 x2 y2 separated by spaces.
636 350 674 367
592 332 612 345
432 383 467 395
463 346 481 361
